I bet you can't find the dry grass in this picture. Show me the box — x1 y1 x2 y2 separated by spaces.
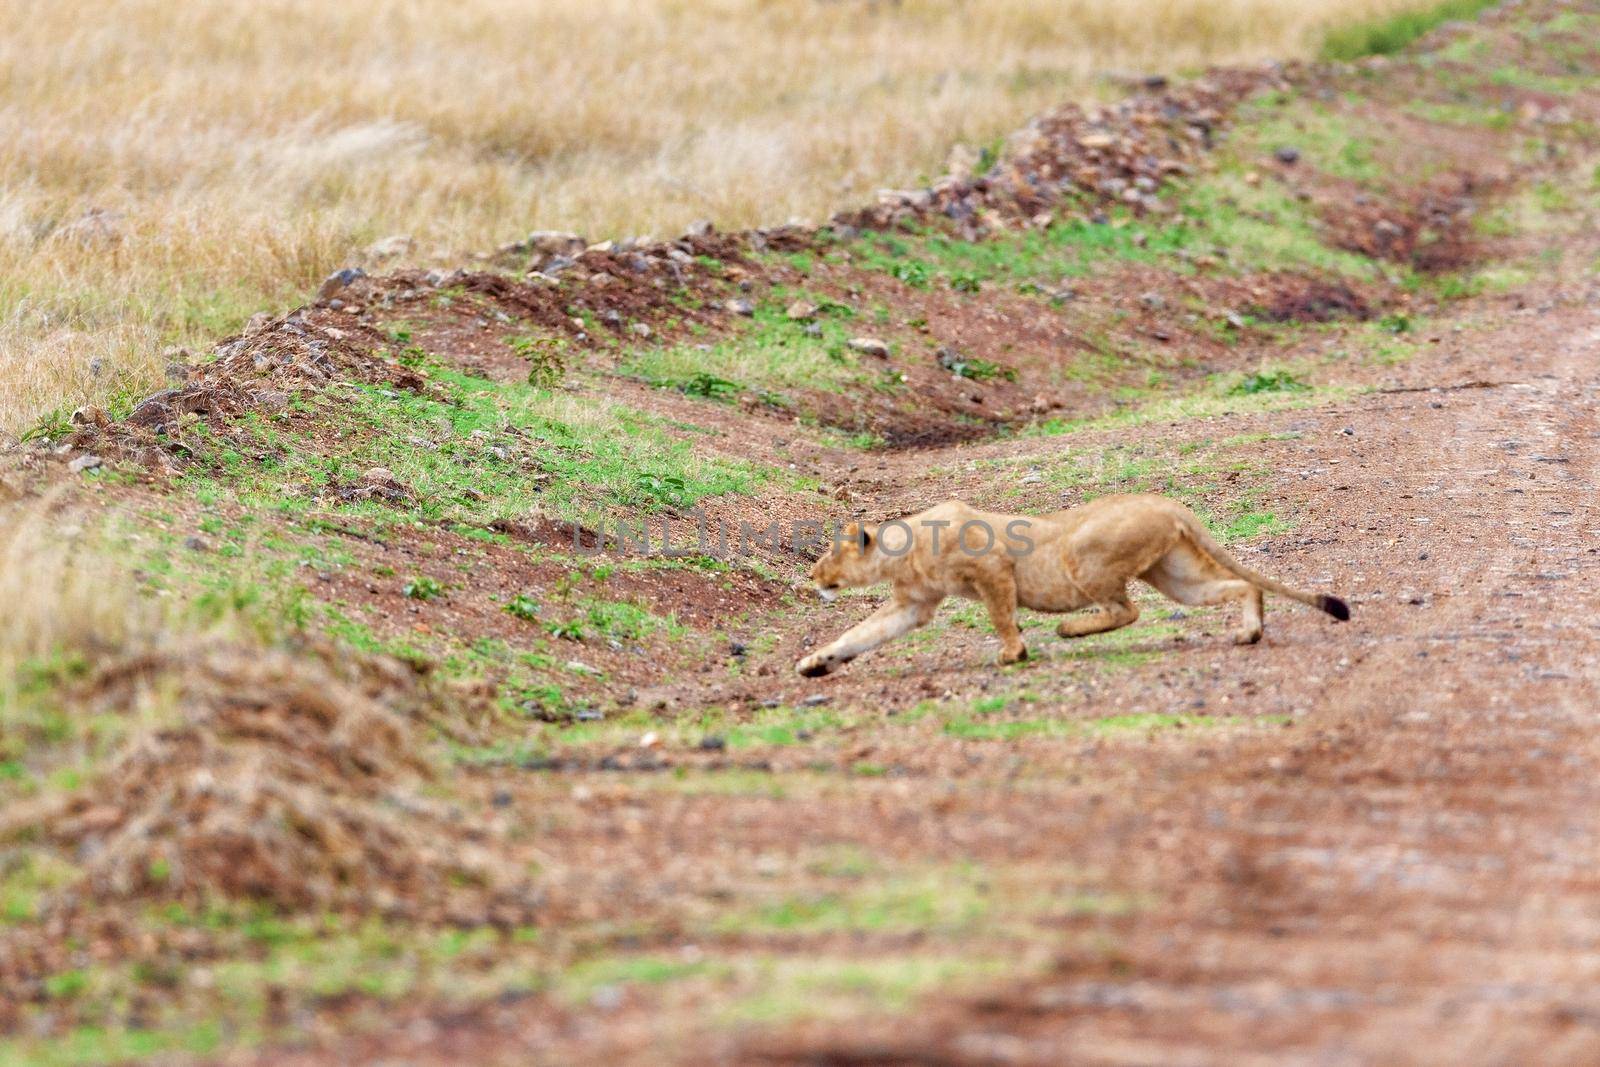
0 498 530 924
1 0 1451 438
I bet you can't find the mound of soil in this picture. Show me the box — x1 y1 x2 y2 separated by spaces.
0 643 535 926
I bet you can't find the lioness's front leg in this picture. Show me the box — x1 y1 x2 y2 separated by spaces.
975 571 1027 665
797 597 940 677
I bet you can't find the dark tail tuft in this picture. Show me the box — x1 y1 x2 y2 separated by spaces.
1318 594 1351 622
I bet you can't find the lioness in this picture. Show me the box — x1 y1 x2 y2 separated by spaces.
796 495 1348 677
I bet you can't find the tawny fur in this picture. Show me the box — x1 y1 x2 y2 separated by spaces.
797 495 1349 677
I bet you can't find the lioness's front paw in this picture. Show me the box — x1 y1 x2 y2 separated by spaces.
1233 629 1262 646
796 653 836 677
998 644 1029 666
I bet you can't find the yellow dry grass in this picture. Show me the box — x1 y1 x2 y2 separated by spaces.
1 0 1445 438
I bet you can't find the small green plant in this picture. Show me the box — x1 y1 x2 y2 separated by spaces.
43 969 89 1000
890 260 932 287
937 348 1014 382
679 372 740 400
508 334 567 388
636 472 688 506
948 272 983 294
403 576 444 600
1229 370 1309 396
545 618 585 640
1379 311 1413 334
505 594 540 621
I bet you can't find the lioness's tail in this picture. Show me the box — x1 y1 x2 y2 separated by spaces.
1177 510 1350 620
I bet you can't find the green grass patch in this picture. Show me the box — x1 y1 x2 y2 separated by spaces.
1320 0 1502 61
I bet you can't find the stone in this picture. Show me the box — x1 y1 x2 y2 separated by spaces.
725 298 755 317
785 300 818 321
527 230 585 256
68 454 102 474
629 322 653 338
1138 291 1167 311
1274 146 1301 165
316 267 365 302
848 337 890 358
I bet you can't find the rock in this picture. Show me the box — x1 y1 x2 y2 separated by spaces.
244 311 273 336
638 731 660 749
183 536 210 552
1020 470 1044 486
70 406 108 428
541 255 577 275
316 267 366 302
1138 291 1167 311
785 300 819 321
802 322 823 339
1077 132 1115 150
1274 146 1301 165
599 308 622 327
800 694 831 707
684 219 714 238
1373 219 1405 245
67 454 102 474
725 298 755 317
698 735 727 752
848 337 890 358
566 660 601 676
367 234 415 259
527 230 586 256
629 322 653 338
339 466 412 504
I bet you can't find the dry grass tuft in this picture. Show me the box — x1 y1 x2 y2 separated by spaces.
1 0 1462 437
1 644 533 924
0 503 530 925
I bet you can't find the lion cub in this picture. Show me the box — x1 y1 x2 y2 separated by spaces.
797 495 1348 677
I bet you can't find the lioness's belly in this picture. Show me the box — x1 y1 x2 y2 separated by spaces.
1012 543 1091 612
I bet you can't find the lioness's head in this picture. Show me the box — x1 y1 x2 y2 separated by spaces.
809 522 877 602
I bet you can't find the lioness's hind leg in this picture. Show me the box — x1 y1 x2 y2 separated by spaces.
1056 595 1139 639
1143 549 1262 645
